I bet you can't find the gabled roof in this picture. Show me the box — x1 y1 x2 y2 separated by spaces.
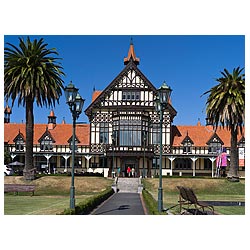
85 59 158 117
181 134 194 145
206 132 224 145
4 123 90 146
172 125 245 147
38 128 56 143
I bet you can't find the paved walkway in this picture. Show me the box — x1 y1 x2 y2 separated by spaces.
91 178 146 215
91 193 146 215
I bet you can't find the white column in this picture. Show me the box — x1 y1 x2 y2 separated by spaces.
191 157 198 177
44 154 52 174
62 155 71 172
84 155 92 172
209 157 216 178
168 156 175 176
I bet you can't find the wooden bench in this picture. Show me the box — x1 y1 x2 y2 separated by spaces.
4 184 35 196
177 186 214 215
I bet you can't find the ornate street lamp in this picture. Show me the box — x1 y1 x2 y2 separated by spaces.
65 81 85 210
155 81 172 212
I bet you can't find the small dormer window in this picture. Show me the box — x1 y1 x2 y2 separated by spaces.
14 132 25 151
182 135 193 154
39 129 55 151
40 135 53 151
207 133 223 154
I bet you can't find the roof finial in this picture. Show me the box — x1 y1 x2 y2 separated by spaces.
124 38 140 65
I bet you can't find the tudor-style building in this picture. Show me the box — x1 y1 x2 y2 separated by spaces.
4 41 245 177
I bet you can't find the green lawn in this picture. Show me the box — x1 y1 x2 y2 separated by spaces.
143 177 245 215
4 176 113 215
4 195 92 215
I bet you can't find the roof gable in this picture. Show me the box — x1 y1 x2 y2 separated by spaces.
4 123 90 146
13 130 25 143
38 128 56 143
206 133 224 145
181 134 194 145
85 60 157 116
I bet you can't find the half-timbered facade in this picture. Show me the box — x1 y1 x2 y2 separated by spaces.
4 41 245 177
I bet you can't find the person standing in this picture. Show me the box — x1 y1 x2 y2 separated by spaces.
131 167 135 177
127 166 131 177
117 167 121 177
220 147 228 177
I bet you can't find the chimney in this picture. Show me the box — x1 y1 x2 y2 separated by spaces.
48 110 57 130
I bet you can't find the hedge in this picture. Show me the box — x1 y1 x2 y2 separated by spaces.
62 187 114 215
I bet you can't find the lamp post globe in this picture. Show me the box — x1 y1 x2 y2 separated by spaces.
65 81 79 105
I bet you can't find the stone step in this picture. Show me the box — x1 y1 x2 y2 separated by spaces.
117 178 142 193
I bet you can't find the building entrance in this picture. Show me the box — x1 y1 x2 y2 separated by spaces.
122 158 138 177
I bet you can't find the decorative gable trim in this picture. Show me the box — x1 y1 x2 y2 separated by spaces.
13 130 25 143
84 60 157 117
206 133 224 145
181 134 194 145
38 128 55 143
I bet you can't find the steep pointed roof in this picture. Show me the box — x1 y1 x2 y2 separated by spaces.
124 38 140 65
84 59 157 117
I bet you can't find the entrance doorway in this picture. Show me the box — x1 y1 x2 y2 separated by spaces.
122 157 138 177
125 163 136 177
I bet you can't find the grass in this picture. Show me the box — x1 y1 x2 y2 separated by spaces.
143 177 245 215
4 176 113 215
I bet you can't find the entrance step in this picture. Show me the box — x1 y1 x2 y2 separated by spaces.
117 178 143 193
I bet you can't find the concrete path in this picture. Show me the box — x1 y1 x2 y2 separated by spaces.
91 193 146 215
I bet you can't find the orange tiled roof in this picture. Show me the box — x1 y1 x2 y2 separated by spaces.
172 125 245 147
92 91 102 102
4 123 90 146
4 122 244 148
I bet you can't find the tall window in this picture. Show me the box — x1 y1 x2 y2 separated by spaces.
100 122 109 144
113 116 148 147
152 123 160 144
120 119 141 146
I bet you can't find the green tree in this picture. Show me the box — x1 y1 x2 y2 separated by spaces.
203 67 245 179
4 37 65 180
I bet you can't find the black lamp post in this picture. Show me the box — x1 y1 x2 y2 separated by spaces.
155 81 172 212
143 131 147 178
111 132 115 178
65 81 85 210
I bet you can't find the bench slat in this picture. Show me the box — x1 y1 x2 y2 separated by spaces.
4 184 35 196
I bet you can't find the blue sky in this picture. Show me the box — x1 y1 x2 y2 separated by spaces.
4 35 245 125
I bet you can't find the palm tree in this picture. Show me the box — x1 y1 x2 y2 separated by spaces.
4 37 65 180
203 67 245 180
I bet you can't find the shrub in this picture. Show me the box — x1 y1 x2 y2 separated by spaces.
62 187 114 215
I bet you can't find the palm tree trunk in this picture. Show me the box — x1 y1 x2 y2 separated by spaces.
23 96 35 180
228 127 239 179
